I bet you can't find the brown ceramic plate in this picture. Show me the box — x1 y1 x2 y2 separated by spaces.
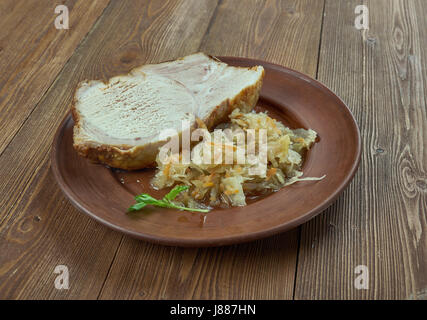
51 57 361 247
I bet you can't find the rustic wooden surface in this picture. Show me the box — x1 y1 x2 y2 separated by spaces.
0 0 425 300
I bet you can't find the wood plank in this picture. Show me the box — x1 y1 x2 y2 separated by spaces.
201 0 323 73
0 156 122 299
99 0 325 300
0 0 110 155
0 0 218 299
294 0 427 299
99 234 298 299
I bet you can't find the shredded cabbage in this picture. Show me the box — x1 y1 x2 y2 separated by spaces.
152 109 324 208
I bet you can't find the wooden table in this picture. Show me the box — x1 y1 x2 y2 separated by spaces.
0 0 425 300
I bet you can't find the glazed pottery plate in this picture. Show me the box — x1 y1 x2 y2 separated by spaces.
51 57 361 247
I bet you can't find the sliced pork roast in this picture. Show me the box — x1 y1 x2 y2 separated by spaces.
72 53 265 170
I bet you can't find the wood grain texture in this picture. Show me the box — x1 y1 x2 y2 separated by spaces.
294 0 427 299
200 0 324 74
0 156 122 299
3 0 423 300
99 234 299 299
0 0 110 156
0 0 218 299
99 0 325 300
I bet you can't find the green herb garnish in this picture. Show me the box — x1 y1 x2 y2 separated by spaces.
128 185 210 213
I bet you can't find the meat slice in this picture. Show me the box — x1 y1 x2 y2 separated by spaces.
72 53 265 170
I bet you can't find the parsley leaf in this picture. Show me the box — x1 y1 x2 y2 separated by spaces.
128 185 209 213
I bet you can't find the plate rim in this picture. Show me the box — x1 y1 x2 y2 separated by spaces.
51 56 361 247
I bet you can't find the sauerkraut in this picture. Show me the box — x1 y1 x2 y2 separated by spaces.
152 109 324 209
